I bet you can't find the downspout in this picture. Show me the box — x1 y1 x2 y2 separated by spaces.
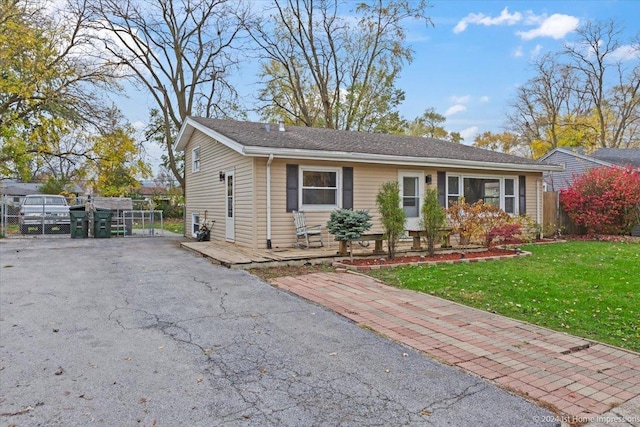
266 154 274 249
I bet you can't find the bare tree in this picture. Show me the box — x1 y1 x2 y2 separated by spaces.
506 53 590 157
505 20 639 157
564 20 640 148
91 0 249 189
248 0 432 132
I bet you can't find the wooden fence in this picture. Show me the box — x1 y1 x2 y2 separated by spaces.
542 191 585 236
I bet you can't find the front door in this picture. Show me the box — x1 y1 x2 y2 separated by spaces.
225 170 235 241
398 171 424 231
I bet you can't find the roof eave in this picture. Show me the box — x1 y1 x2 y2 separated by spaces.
539 147 613 167
242 146 564 173
175 118 245 154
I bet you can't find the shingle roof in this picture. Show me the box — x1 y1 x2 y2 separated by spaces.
588 148 640 168
189 117 545 167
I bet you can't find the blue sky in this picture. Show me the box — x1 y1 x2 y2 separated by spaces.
119 0 639 169
394 0 639 143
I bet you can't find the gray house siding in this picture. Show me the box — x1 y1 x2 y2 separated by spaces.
542 151 606 191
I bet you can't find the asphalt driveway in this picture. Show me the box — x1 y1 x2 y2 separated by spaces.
0 237 557 426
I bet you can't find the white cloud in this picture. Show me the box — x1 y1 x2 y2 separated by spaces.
514 46 524 58
480 96 490 103
445 104 467 116
530 44 543 57
132 120 146 131
610 45 639 61
451 95 470 104
460 126 479 142
516 14 579 40
454 7 522 34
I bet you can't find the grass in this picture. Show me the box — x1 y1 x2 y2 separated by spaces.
366 241 640 352
162 218 184 234
130 218 184 234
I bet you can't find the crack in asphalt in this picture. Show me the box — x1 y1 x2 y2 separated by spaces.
423 382 488 414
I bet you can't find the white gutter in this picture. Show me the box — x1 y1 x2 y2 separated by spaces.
242 146 565 173
266 154 274 249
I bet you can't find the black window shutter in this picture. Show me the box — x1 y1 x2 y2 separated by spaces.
437 171 446 207
342 167 353 209
286 164 298 212
519 175 526 214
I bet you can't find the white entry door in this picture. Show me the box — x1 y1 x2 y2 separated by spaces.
398 171 424 231
225 170 235 241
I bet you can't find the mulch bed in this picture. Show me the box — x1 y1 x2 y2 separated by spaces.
335 247 526 270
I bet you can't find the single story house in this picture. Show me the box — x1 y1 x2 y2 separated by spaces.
175 118 564 249
540 147 640 191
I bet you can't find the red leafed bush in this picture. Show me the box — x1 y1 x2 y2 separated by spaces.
560 166 640 235
486 224 522 246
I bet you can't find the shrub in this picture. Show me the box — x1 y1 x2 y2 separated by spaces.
560 166 640 235
447 198 512 246
326 209 372 261
376 181 405 259
152 197 184 219
420 188 446 256
486 224 522 246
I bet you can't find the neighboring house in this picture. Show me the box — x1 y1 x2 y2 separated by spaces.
539 147 640 237
175 118 563 249
540 147 640 191
1 181 84 204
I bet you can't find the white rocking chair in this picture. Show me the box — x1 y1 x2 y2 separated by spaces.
293 210 323 248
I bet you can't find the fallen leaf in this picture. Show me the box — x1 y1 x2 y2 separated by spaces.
196 378 203 383
420 409 432 416
139 397 149 404
203 349 214 355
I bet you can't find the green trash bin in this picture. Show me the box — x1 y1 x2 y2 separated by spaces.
69 205 88 239
93 208 112 238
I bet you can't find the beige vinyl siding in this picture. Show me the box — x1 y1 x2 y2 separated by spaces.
184 130 255 247
259 159 438 249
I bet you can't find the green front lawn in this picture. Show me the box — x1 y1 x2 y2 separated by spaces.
367 241 640 351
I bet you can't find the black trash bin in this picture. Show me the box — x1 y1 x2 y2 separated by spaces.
69 205 88 239
93 208 112 238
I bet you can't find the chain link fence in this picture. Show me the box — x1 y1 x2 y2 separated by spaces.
1 195 170 238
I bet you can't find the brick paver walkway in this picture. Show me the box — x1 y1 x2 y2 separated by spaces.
272 272 640 422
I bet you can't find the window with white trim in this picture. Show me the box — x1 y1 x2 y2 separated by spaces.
191 212 200 237
299 167 340 210
447 174 518 214
504 178 516 214
192 147 200 172
447 176 460 205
